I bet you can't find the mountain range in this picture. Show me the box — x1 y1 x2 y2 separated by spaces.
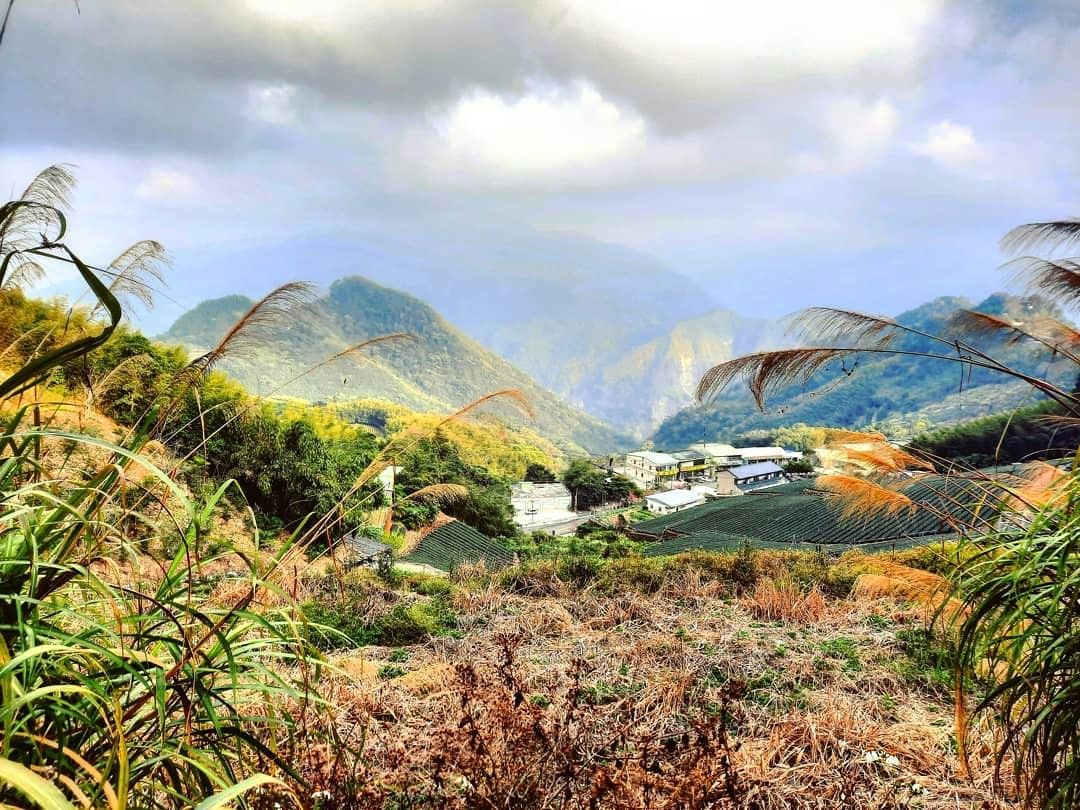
651 293 1073 447
157 224 1071 454
162 276 633 455
138 227 723 437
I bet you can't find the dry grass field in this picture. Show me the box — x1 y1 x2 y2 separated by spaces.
270 549 1015 809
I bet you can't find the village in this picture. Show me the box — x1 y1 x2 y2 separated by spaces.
511 443 805 530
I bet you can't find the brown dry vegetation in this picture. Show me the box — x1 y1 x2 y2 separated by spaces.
257 549 1014 810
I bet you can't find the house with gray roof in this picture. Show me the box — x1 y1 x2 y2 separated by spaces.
715 461 787 494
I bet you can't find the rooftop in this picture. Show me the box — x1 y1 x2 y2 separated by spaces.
627 450 679 466
343 533 392 560
698 443 740 457
728 461 785 480
645 489 706 509
737 446 787 459
401 519 514 572
670 449 707 462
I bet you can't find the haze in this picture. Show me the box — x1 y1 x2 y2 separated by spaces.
4 1 1079 331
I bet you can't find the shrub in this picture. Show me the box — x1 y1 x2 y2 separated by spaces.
893 627 953 696
598 555 665 594
409 573 454 597
954 490 1080 808
304 594 457 649
557 554 603 587
378 664 407 680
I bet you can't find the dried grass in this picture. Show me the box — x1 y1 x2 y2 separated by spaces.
264 559 1015 809
745 578 827 623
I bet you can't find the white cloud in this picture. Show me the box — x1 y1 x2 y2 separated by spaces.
796 98 900 173
546 0 942 121
401 82 656 188
134 169 197 203
245 84 298 127
912 120 983 166
555 0 939 72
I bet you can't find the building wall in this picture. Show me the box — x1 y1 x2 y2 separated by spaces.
625 453 678 490
712 471 741 496
645 496 704 514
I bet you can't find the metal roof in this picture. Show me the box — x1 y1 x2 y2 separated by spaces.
698 443 740 457
343 533 392 560
401 519 514 572
727 461 785 480
669 450 707 462
736 446 787 459
627 450 679 466
645 489 706 509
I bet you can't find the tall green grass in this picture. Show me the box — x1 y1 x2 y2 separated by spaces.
955 464 1080 809
1 168 326 808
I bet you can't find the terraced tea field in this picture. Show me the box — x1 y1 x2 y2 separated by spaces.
633 478 989 553
401 519 515 572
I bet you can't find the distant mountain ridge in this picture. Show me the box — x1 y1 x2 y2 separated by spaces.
162 276 634 455
579 308 789 435
651 293 1074 447
143 227 718 437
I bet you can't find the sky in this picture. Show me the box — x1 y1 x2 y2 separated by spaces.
4 0 1080 327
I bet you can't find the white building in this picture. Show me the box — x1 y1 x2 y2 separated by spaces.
624 451 679 489
735 446 789 465
644 489 707 515
697 443 744 468
511 481 573 528
376 465 403 501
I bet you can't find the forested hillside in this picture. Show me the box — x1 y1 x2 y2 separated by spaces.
910 399 1080 468
653 293 1073 446
2 287 561 542
164 276 633 454
582 308 787 435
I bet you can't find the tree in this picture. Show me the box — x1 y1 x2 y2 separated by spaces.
524 462 557 483
396 432 518 538
562 459 638 511
783 458 814 474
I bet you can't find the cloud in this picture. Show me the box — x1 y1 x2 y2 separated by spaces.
135 170 198 203
3 0 943 150
911 120 983 166
544 0 942 127
4 0 1080 325
245 84 298 127
399 82 658 189
796 98 900 174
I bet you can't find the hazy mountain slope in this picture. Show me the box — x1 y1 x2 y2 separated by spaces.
163 276 633 454
652 293 1073 447
580 309 788 436
138 226 715 429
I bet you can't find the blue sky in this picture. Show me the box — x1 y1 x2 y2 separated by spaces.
4 1 1080 329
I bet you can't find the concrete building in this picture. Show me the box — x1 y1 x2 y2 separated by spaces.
697 443 744 468
624 450 679 489
510 481 573 528
735 446 789 465
715 461 787 494
669 449 710 480
376 465 403 501
644 489 706 515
